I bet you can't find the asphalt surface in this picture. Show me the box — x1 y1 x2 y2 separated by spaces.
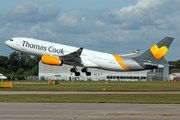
0 103 179 120
0 91 180 94
1 84 180 120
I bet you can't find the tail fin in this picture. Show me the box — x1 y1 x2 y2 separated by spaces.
134 37 174 64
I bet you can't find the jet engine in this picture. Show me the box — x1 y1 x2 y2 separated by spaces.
41 55 63 66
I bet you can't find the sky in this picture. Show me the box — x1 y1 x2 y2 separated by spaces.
0 0 180 61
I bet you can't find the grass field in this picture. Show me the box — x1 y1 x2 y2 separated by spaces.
1 81 180 103
0 94 180 103
1 81 180 91
11 80 180 84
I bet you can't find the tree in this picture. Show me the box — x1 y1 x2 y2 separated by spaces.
30 65 39 75
8 51 22 72
169 60 180 73
17 68 25 75
175 60 180 69
0 51 41 78
0 67 6 75
0 56 8 68
169 68 180 74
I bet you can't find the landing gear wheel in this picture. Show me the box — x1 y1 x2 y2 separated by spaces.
86 72 91 76
71 68 77 72
75 72 80 76
81 67 87 72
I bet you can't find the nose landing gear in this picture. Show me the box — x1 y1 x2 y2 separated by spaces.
19 52 23 60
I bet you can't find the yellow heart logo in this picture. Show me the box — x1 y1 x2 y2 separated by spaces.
150 44 168 59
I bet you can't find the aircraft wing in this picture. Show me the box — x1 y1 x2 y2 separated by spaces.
120 49 140 57
59 47 83 66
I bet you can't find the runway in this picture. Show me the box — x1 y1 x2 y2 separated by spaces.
0 103 179 120
0 91 180 94
1 91 180 119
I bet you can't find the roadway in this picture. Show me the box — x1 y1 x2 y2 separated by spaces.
0 103 179 120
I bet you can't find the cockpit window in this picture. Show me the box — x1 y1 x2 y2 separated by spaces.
10 39 13 41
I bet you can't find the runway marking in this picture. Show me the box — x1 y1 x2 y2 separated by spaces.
109 113 180 116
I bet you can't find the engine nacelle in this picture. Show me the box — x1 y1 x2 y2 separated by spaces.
41 55 63 66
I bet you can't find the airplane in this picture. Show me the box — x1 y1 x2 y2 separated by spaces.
5 37 174 76
0 73 7 80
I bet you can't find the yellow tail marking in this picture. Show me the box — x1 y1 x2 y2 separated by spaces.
150 44 168 59
113 54 131 71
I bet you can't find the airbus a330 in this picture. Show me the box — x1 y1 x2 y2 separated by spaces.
5 37 174 76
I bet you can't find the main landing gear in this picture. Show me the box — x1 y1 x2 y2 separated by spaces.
70 68 80 76
70 67 91 76
81 67 91 76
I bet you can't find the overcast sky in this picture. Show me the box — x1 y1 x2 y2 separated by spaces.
0 0 180 61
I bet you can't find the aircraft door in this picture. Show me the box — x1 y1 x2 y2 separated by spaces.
16 39 22 46
89 53 94 60
125 59 131 67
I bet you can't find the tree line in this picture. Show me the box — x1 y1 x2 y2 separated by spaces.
169 60 180 74
0 51 40 80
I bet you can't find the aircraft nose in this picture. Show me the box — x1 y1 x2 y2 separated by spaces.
5 38 15 48
5 40 8 45
5 40 11 46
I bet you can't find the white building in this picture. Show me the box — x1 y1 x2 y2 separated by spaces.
169 73 180 81
38 58 169 81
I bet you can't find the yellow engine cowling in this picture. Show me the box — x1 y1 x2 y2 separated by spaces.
41 55 63 66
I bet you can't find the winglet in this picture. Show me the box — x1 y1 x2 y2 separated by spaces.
133 49 140 53
119 49 140 57
73 47 83 57
78 47 83 52
71 47 83 57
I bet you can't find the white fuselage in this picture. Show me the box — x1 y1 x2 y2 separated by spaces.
5 37 144 71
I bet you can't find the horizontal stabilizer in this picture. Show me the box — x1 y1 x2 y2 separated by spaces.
143 63 165 69
161 64 175 67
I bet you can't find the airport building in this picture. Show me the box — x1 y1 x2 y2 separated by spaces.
38 58 169 81
169 73 180 81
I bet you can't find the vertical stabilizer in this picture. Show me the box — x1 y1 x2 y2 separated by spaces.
134 37 174 64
